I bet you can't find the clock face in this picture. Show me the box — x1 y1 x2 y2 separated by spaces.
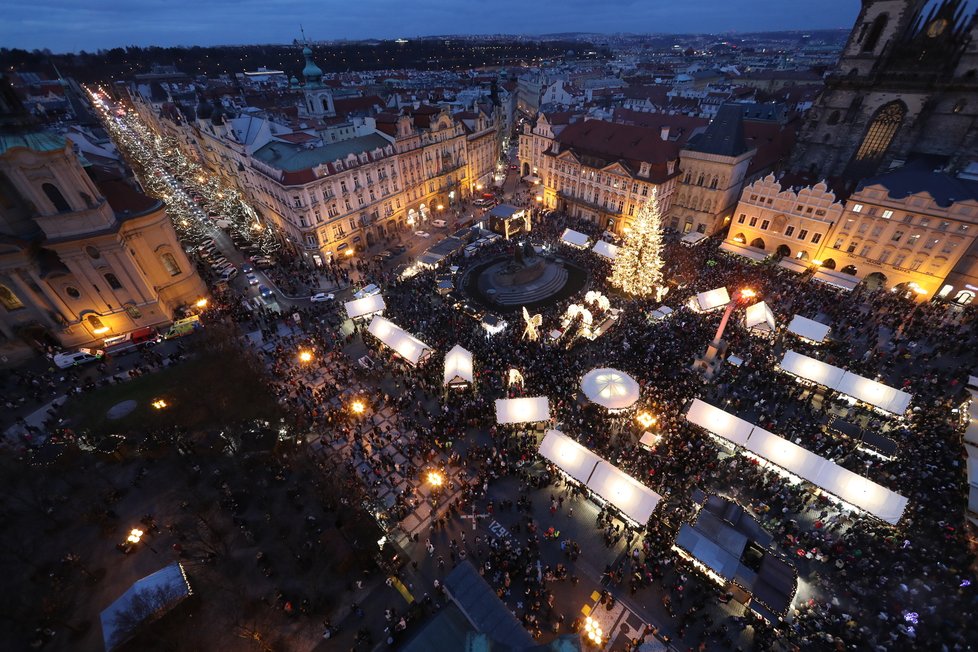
927 17 949 38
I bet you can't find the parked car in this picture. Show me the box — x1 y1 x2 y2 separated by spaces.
258 284 274 298
414 231 430 239
52 348 104 369
164 315 201 339
373 251 394 263
431 219 448 228
220 268 238 282
310 292 334 303
103 327 159 356
245 273 259 286
354 284 380 300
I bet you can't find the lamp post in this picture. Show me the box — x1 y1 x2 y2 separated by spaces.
692 288 757 379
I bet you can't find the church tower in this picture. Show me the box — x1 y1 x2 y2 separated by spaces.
298 45 334 118
789 0 978 182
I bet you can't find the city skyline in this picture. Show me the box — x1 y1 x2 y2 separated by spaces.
3 0 859 53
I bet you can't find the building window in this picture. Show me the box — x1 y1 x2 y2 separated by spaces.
65 286 80 299
811 233 822 244
161 253 181 276
871 225 884 237
893 253 907 267
104 273 122 289
941 241 958 255
842 219 855 231
304 234 317 247
852 204 863 213
125 303 142 319
853 102 905 163
749 217 758 227
833 237 845 249
938 221 950 231
0 284 25 311
737 214 746 224
859 245 872 257
918 217 930 227
909 258 924 271
760 220 770 230
891 230 904 242
798 229 809 240
846 241 858 253
923 238 939 250
907 234 921 246
42 183 71 213
785 226 795 237
881 210 893 219
878 250 891 264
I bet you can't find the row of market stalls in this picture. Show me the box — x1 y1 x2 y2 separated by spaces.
718 239 867 290
538 430 662 526
686 399 908 524
559 228 620 260
778 350 913 415
963 377 978 529
685 286 831 342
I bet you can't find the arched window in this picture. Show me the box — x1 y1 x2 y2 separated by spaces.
321 97 329 112
709 177 718 190
862 14 888 52
954 290 975 305
853 102 905 164
161 253 181 276
0 284 25 311
104 273 122 290
42 183 71 213
87 314 105 331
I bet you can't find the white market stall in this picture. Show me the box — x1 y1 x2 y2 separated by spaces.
812 269 861 291
538 430 601 485
685 399 754 447
344 294 386 320
495 396 551 425
745 427 827 481
681 231 707 246
560 228 591 249
443 344 474 387
787 315 830 344
965 389 978 447
834 373 912 415
778 258 810 273
649 305 673 321
367 315 432 366
778 350 847 388
719 240 768 262
690 287 730 313
592 240 619 260
812 462 908 525
744 301 777 334
580 368 640 410
586 461 662 526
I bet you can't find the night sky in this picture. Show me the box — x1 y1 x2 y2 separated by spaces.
3 0 859 52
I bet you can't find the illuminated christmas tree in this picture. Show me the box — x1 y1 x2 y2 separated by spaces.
609 188 665 297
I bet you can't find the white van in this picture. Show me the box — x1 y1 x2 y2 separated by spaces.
353 283 380 300
53 348 104 369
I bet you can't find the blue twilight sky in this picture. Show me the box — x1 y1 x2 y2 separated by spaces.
2 0 860 53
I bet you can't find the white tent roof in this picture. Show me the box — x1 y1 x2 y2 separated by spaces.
812 269 860 291
779 350 846 387
787 315 830 343
443 344 474 386
813 462 908 525
965 389 978 447
580 368 640 410
835 372 912 415
746 427 827 481
495 396 550 425
587 461 662 526
744 301 776 332
685 399 753 446
367 315 432 365
692 287 730 312
344 294 386 319
967 444 978 488
538 430 601 485
778 258 810 273
719 240 768 261
560 228 590 248
101 563 191 652
681 231 707 245
650 305 673 320
639 431 659 449
592 239 619 260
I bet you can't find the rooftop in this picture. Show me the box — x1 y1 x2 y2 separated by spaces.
252 132 391 172
856 162 978 207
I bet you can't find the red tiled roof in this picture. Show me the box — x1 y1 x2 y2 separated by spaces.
612 109 708 146
555 120 680 165
333 95 384 116
97 179 160 215
277 132 318 144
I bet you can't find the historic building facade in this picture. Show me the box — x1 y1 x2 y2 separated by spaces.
0 126 206 351
790 0 978 181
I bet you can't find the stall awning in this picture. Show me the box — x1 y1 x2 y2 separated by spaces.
538 430 601 485
592 239 619 260
719 240 769 262
344 294 386 320
649 305 673 321
812 462 908 525
835 372 911 415
367 315 432 365
746 427 827 481
586 461 662 526
812 269 860 291
443 344 473 386
787 315 830 343
560 228 590 248
495 396 550 425
681 231 707 246
691 287 730 312
965 389 978 447
778 350 846 387
744 301 776 332
685 399 753 447
778 258 810 273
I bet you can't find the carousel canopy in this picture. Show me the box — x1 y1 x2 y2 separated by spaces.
443 344 474 386
787 315 830 343
685 399 753 447
580 368 640 410
538 430 600 485
495 396 550 425
367 315 432 365
345 294 386 319
744 301 776 332
592 239 619 260
560 228 590 248
587 461 662 526
692 287 730 312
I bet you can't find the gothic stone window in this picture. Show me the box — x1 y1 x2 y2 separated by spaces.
854 102 905 164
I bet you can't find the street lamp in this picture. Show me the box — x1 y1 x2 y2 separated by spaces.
583 616 603 646
692 287 758 379
127 528 144 544
151 399 168 410
426 470 444 487
298 350 313 363
350 400 366 415
195 298 208 309
636 412 656 429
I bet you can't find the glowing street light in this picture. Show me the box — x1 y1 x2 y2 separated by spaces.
636 412 657 428
151 399 168 410
298 350 313 363
195 298 209 309
127 528 144 544
583 616 603 646
426 470 444 487
350 400 366 415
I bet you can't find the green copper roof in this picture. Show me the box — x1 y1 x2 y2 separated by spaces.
0 131 65 157
253 133 391 172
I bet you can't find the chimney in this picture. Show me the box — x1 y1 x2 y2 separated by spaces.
660 126 670 141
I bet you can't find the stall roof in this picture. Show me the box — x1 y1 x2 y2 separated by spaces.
560 228 590 248
580 368 640 410
746 427 827 481
443 561 535 649
835 373 912 415
681 231 707 245
778 258 810 273
812 461 908 525
778 350 846 388
443 344 474 386
812 269 860 291
538 430 601 485
649 305 673 320
592 239 619 260
744 301 776 332
787 315 830 343
719 240 768 262
344 293 386 319
495 396 550 425
966 389 978 447
692 287 730 312
587 461 662 526
367 315 432 365
685 399 753 446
